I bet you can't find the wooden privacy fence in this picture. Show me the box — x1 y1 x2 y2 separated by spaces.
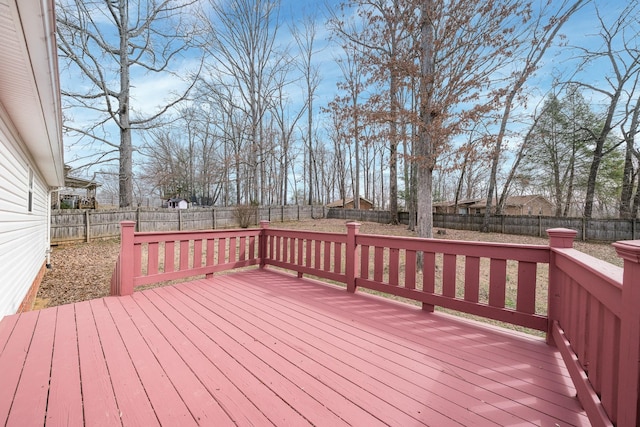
111 220 640 426
51 205 326 244
328 208 640 242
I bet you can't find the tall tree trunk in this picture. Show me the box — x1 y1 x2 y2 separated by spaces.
416 0 435 243
583 140 605 219
620 141 634 218
118 1 133 208
388 48 399 223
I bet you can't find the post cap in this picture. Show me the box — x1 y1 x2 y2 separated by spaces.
613 240 640 263
547 228 577 248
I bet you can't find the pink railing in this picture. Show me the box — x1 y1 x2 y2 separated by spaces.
261 224 349 284
110 221 262 296
111 220 640 426
548 229 640 427
355 232 551 330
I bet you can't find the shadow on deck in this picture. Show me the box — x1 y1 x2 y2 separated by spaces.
0 268 588 426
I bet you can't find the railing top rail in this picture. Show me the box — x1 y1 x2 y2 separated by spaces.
265 227 348 242
132 227 262 244
553 247 623 287
356 233 550 263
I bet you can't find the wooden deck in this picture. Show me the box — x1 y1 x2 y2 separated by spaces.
1 268 589 426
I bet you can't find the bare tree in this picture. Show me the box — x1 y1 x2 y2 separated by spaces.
326 42 367 207
56 0 201 207
483 0 585 228
201 0 289 205
416 0 537 240
621 86 640 218
329 0 416 221
571 2 640 218
292 15 322 206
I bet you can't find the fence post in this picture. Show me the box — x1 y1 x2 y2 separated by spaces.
538 215 542 237
346 222 360 293
546 228 577 345
612 240 640 427
259 220 270 268
119 221 136 296
85 210 91 243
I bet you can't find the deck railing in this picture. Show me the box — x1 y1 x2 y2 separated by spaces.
111 220 640 427
110 222 262 296
547 230 640 427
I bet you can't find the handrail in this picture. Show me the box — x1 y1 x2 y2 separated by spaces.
547 229 640 427
110 221 638 426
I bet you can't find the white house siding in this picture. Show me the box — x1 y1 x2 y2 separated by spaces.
0 107 49 319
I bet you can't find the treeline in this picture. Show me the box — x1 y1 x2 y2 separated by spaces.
59 0 640 221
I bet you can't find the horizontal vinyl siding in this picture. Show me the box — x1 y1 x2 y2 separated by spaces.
0 110 48 319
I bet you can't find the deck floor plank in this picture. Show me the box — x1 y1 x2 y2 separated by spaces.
160 284 360 426
0 312 19 354
139 288 313 426
112 295 236 425
0 268 591 427
130 291 275 426
213 275 530 426
0 312 39 426
181 280 454 426
86 298 158 426
46 304 84 426
190 278 507 426
100 298 198 427
74 301 122 427
220 270 589 426
6 308 56 426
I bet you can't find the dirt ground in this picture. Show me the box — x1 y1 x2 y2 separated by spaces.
34 218 621 310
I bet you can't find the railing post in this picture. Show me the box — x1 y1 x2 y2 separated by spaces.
259 220 270 268
546 228 577 345
346 222 360 293
119 221 136 296
613 240 640 427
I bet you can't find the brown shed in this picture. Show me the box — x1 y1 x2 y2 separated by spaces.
326 197 374 210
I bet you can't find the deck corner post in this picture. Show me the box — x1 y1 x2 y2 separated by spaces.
259 220 270 268
546 228 577 344
346 222 361 293
119 221 136 296
613 239 640 427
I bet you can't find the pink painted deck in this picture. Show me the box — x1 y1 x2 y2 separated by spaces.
1 268 589 426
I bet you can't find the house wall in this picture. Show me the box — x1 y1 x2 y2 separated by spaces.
0 106 49 318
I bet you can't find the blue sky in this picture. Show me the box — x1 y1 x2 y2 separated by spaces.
60 0 636 182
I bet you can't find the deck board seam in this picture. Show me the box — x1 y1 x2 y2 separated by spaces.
157 284 326 425
224 272 575 390
211 271 588 423
168 284 366 426
181 279 442 426
134 290 278 426
190 277 517 426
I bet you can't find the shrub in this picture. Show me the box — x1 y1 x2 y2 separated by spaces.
234 203 258 228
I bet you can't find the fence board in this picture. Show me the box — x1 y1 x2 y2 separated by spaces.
51 206 325 244
52 207 639 244
349 210 638 242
